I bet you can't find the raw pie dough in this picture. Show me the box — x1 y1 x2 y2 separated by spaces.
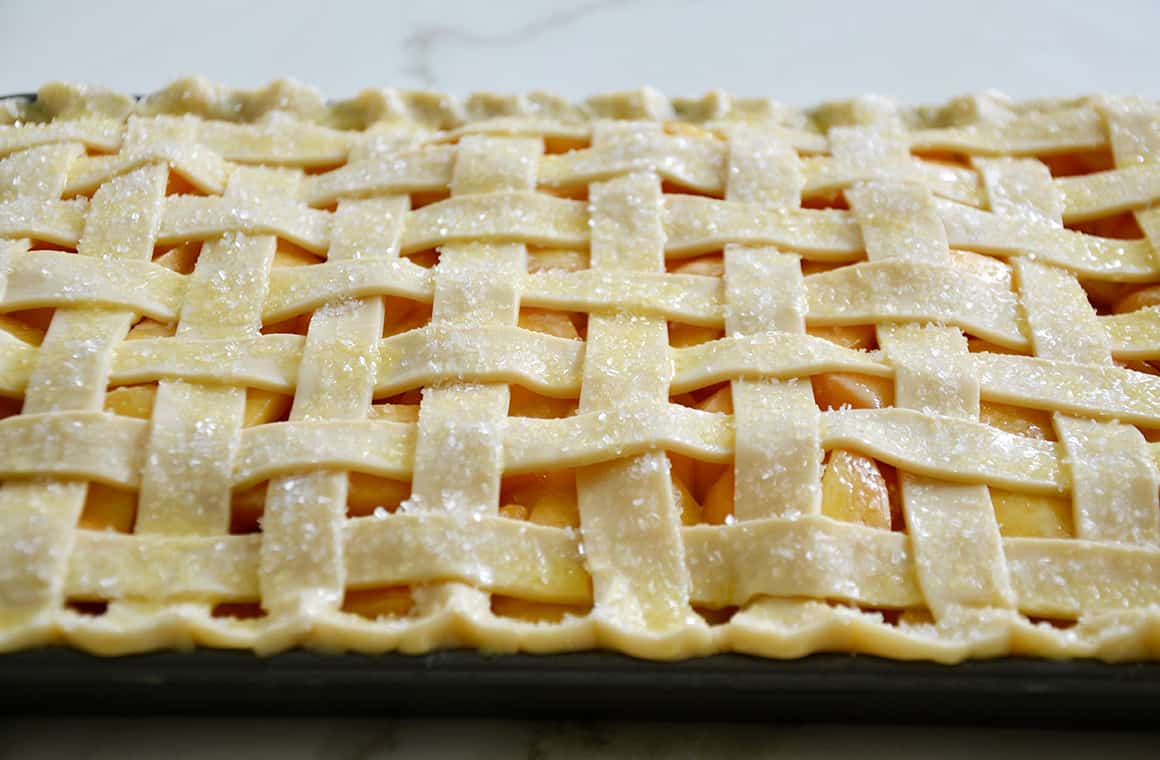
0 79 1159 661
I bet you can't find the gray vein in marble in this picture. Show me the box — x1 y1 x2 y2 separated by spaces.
401 0 631 88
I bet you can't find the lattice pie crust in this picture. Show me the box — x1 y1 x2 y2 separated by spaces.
1 79 1159 661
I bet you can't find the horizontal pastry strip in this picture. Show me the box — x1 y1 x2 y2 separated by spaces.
3 190 1156 281
61 517 1160 620
11 405 1160 496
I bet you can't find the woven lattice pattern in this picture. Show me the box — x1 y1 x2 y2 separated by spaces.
1 78 1160 660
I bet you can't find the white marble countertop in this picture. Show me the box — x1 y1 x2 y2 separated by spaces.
2 0 1158 103
2 718 1157 758
1 0 1158 755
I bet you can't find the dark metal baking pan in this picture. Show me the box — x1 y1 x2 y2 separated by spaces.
3 87 1159 725
2 647 1159 724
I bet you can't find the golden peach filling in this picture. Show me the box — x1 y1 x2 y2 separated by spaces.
78 484 137 533
500 470 579 528
0 313 46 345
979 402 1055 441
668 321 723 348
1 308 54 341
1113 285 1160 315
382 297 432 339
154 240 202 274
821 450 891 530
812 372 895 410
991 491 1073 539
0 396 21 422
342 586 414 618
